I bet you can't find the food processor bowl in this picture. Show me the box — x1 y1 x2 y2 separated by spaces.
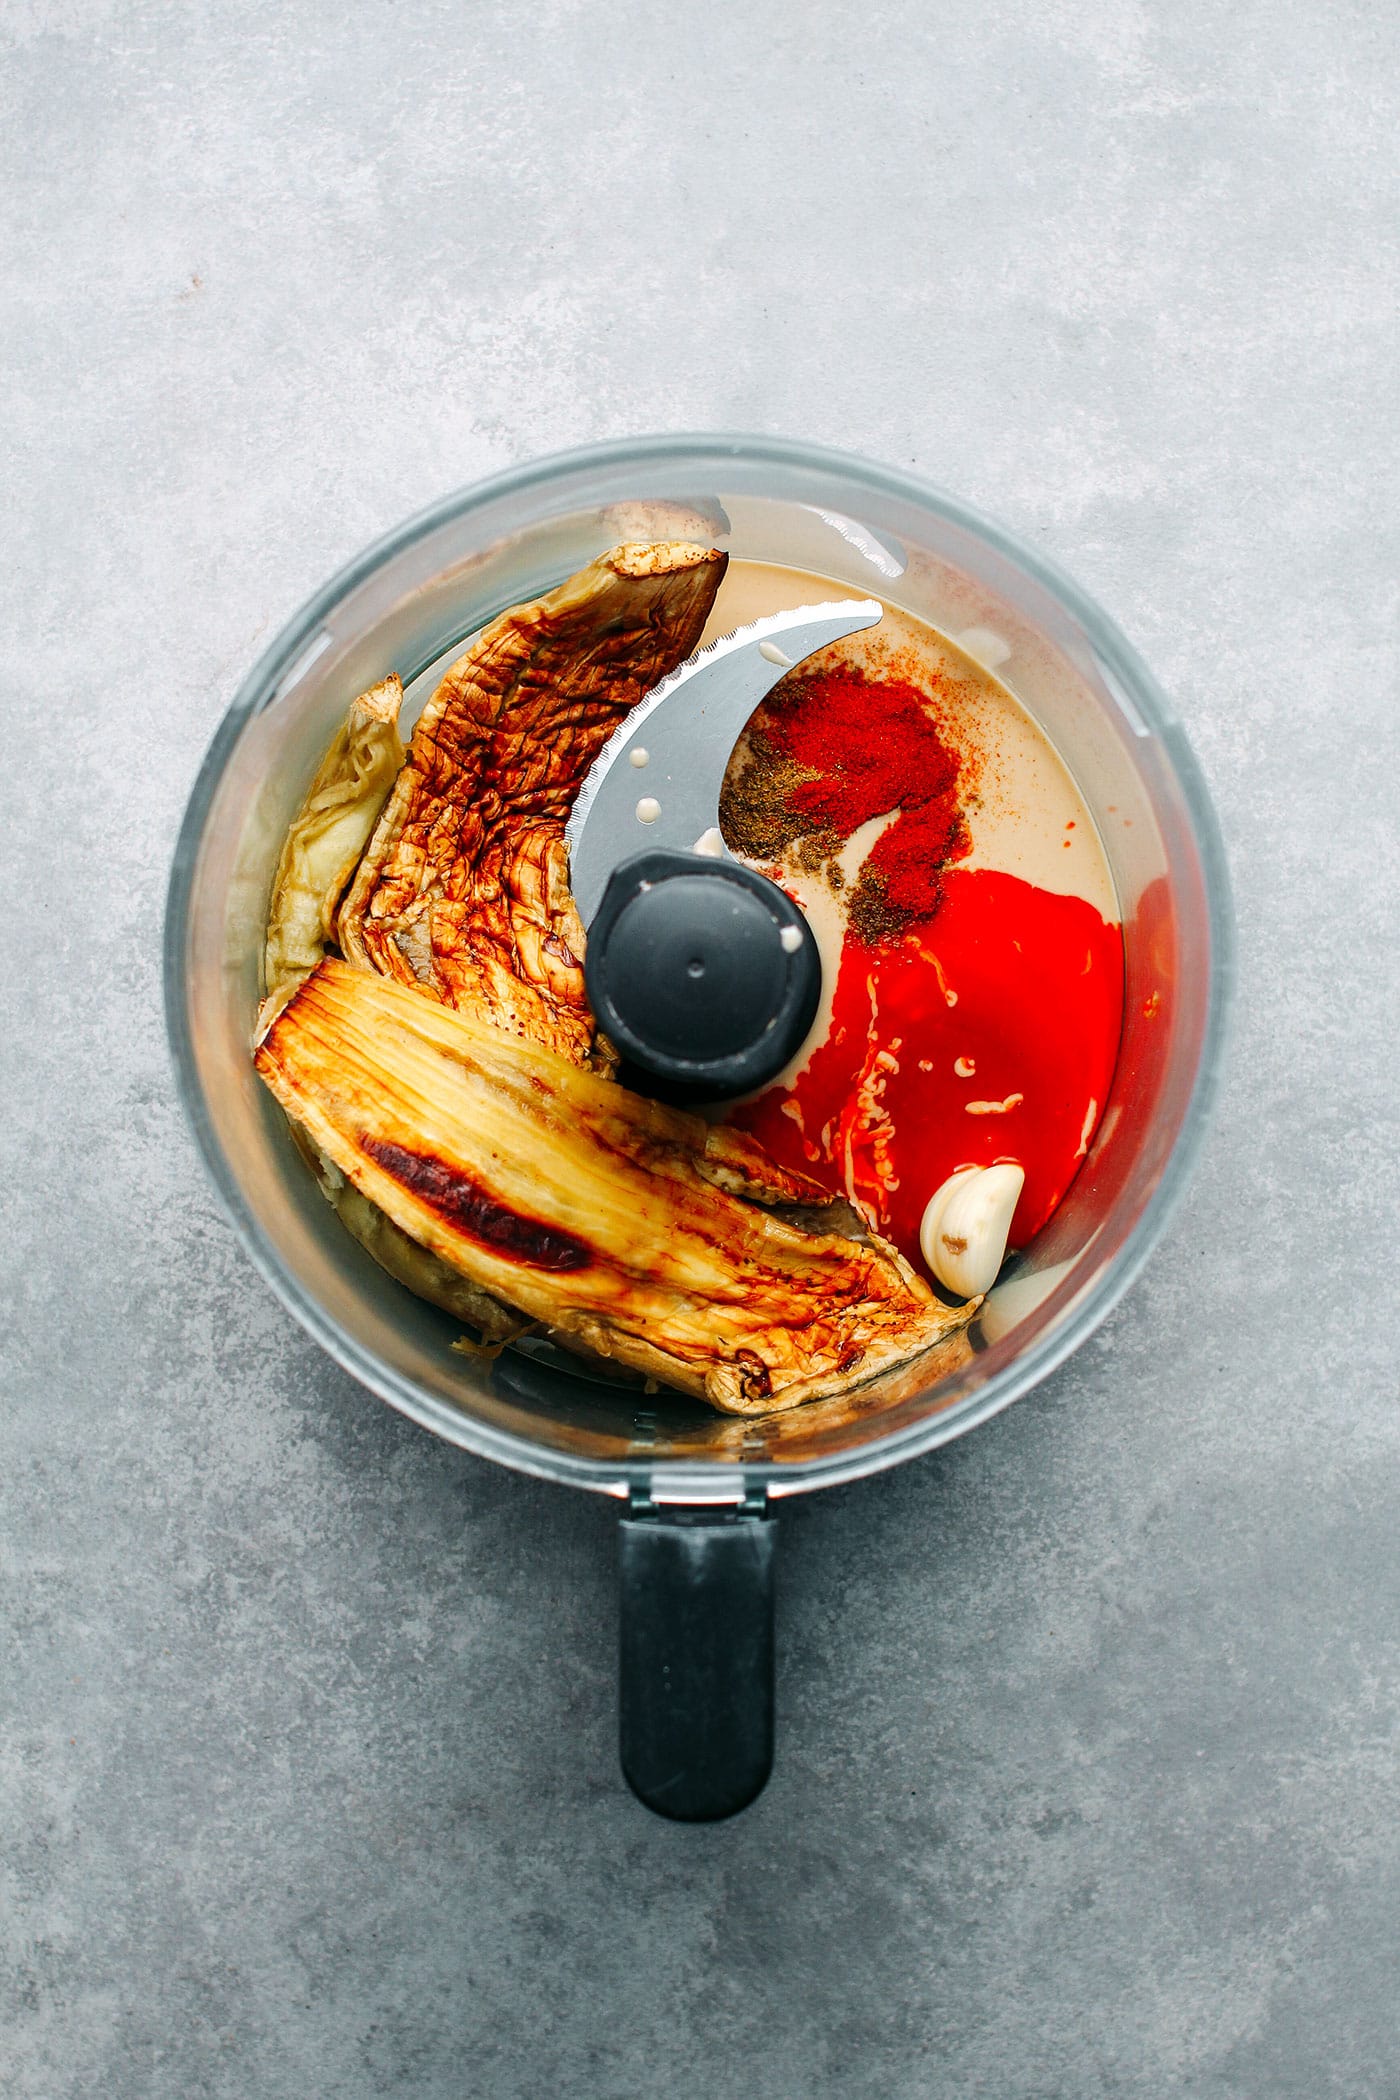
166 436 1232 1817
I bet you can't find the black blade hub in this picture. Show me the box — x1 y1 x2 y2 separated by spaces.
583 850 822 1103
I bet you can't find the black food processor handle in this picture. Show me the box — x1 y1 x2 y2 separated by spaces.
618 1493 776 1821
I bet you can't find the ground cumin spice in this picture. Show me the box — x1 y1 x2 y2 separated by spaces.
719 746 811 858
720 663 968 943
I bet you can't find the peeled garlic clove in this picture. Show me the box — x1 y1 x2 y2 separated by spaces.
917 1166 980 1265
919 1162 1026 1299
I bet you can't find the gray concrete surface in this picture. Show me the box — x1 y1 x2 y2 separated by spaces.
4 2 1397 2094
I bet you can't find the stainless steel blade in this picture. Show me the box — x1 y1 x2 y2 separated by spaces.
565 597 883 926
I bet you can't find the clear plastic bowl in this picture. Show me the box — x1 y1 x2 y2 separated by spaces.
166 435 1232 1502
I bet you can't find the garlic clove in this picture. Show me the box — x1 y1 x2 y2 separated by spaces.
919 1162 1026 1299
917 1166 980 1269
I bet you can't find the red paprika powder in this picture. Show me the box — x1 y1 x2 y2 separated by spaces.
721 663 969 940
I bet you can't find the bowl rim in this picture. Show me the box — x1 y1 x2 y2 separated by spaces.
165 431 1234 1500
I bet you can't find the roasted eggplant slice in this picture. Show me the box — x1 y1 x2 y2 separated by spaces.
288 1122 527 1350
255 960 975 1416
264 674 405 998
261 670 529 1339
338 541 726 1065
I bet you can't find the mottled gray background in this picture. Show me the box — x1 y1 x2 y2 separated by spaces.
4 1 1397 2095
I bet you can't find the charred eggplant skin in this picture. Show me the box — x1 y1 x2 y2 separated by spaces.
262 543 731 1348
255 959 973 1418
338 542 727 1066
